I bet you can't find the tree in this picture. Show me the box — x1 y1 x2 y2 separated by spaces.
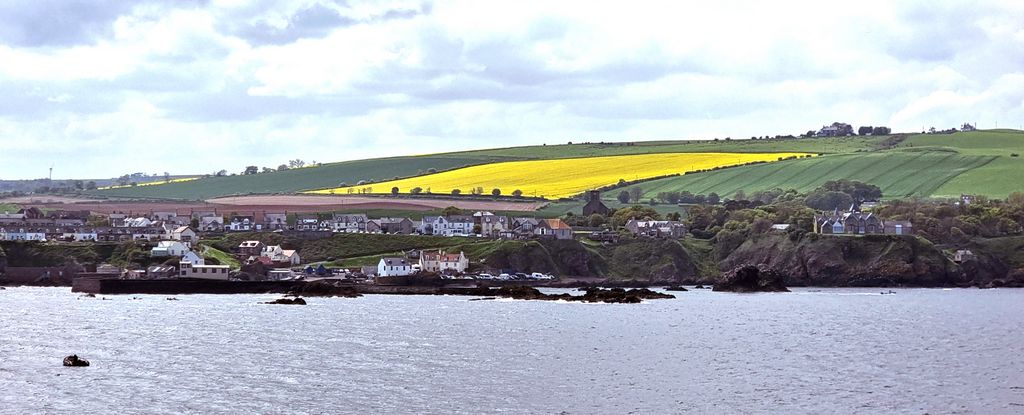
73 180 84 190
858 126 874 136
491 188 501 197
818 180 882 202
410 187 423 195
243 166 258 175
117 174 130 186
628 187 643 203
278 164 289 171
707 192 720 205
617 190 631 204
512 189 523 198
451 189 461 195
611 205 661 228
442 206 463 216
872 126 891 135
85 181 97 190
666 212 681 221
216 169 227 177
804 191 854 211
391 186 400 196
733 189 747 201
288 159 306 169
262 167 276 173
587 214 607 227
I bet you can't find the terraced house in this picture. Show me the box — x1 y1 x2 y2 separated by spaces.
419 250 469 274
812 207 913 235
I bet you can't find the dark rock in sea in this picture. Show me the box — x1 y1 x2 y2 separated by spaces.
694 284 704 289
664 285 688 292
468 297 497 301
289 281 361 298
63 355 90 367
82 293 96 298
713 264 790 293
460 285 673 303
166 297 179 301
263 297 307 305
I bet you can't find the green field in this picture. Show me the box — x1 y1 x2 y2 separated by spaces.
85 129 1024 201
627 151 997 199
87 155 524 200
0 203 19 213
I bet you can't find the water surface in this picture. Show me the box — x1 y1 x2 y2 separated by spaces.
1 287 1023 414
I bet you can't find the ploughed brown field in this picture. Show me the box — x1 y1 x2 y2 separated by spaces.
9 195 545 217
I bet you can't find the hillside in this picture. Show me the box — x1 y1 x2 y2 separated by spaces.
82 129 1024 201
627 151 995 199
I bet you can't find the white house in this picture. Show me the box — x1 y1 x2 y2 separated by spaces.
151 240 189 257
330 213 368 233
430 215 474 236
171 226 197 243
262 245 301 265
199 215 224 232
378 257 415 277
72 229 98 241
227 215 260 232
181 251 205 265
179 262 231 280
123 217 154 228
0 228 46 241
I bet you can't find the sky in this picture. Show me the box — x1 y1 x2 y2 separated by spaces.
0 0 1022 180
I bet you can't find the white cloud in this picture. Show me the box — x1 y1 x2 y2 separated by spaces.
0 0 1022 179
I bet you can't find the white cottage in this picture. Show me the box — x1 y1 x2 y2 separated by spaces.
378 257 415 277
151 240 189 257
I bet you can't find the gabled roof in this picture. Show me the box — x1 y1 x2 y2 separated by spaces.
380 257 409 266
541 218 571 230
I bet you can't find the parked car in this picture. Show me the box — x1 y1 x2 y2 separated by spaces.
477 273 494 280
497 273 512 280
514 273 529 280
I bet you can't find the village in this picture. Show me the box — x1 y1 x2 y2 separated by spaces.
0 189 918 285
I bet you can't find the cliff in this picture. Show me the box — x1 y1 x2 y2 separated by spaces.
718 233 967 287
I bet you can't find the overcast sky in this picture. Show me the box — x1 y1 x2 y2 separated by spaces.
1 0 1022 179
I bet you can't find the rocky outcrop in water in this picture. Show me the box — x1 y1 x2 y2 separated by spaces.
63 355 90 367
664 285 688 291
463 286 674 303
713 264 790 293
262 297 307 305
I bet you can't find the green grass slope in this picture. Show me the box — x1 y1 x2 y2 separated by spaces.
629 151 996 199
87 155 519 200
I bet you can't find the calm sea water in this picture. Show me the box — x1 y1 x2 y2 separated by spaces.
1 287 1023 414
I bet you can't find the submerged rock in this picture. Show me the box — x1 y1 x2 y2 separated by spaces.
263 297 307 305
289 281 361 298
474 286 674 303
664 285 689 292
713 264 790 293
63 355 90 367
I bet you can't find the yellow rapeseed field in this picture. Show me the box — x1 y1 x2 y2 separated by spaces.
307 152 813 199
98 177 198 190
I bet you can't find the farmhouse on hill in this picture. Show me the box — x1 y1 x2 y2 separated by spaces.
813 206 913 235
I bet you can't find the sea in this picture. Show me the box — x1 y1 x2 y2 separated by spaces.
1 286 1022 414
